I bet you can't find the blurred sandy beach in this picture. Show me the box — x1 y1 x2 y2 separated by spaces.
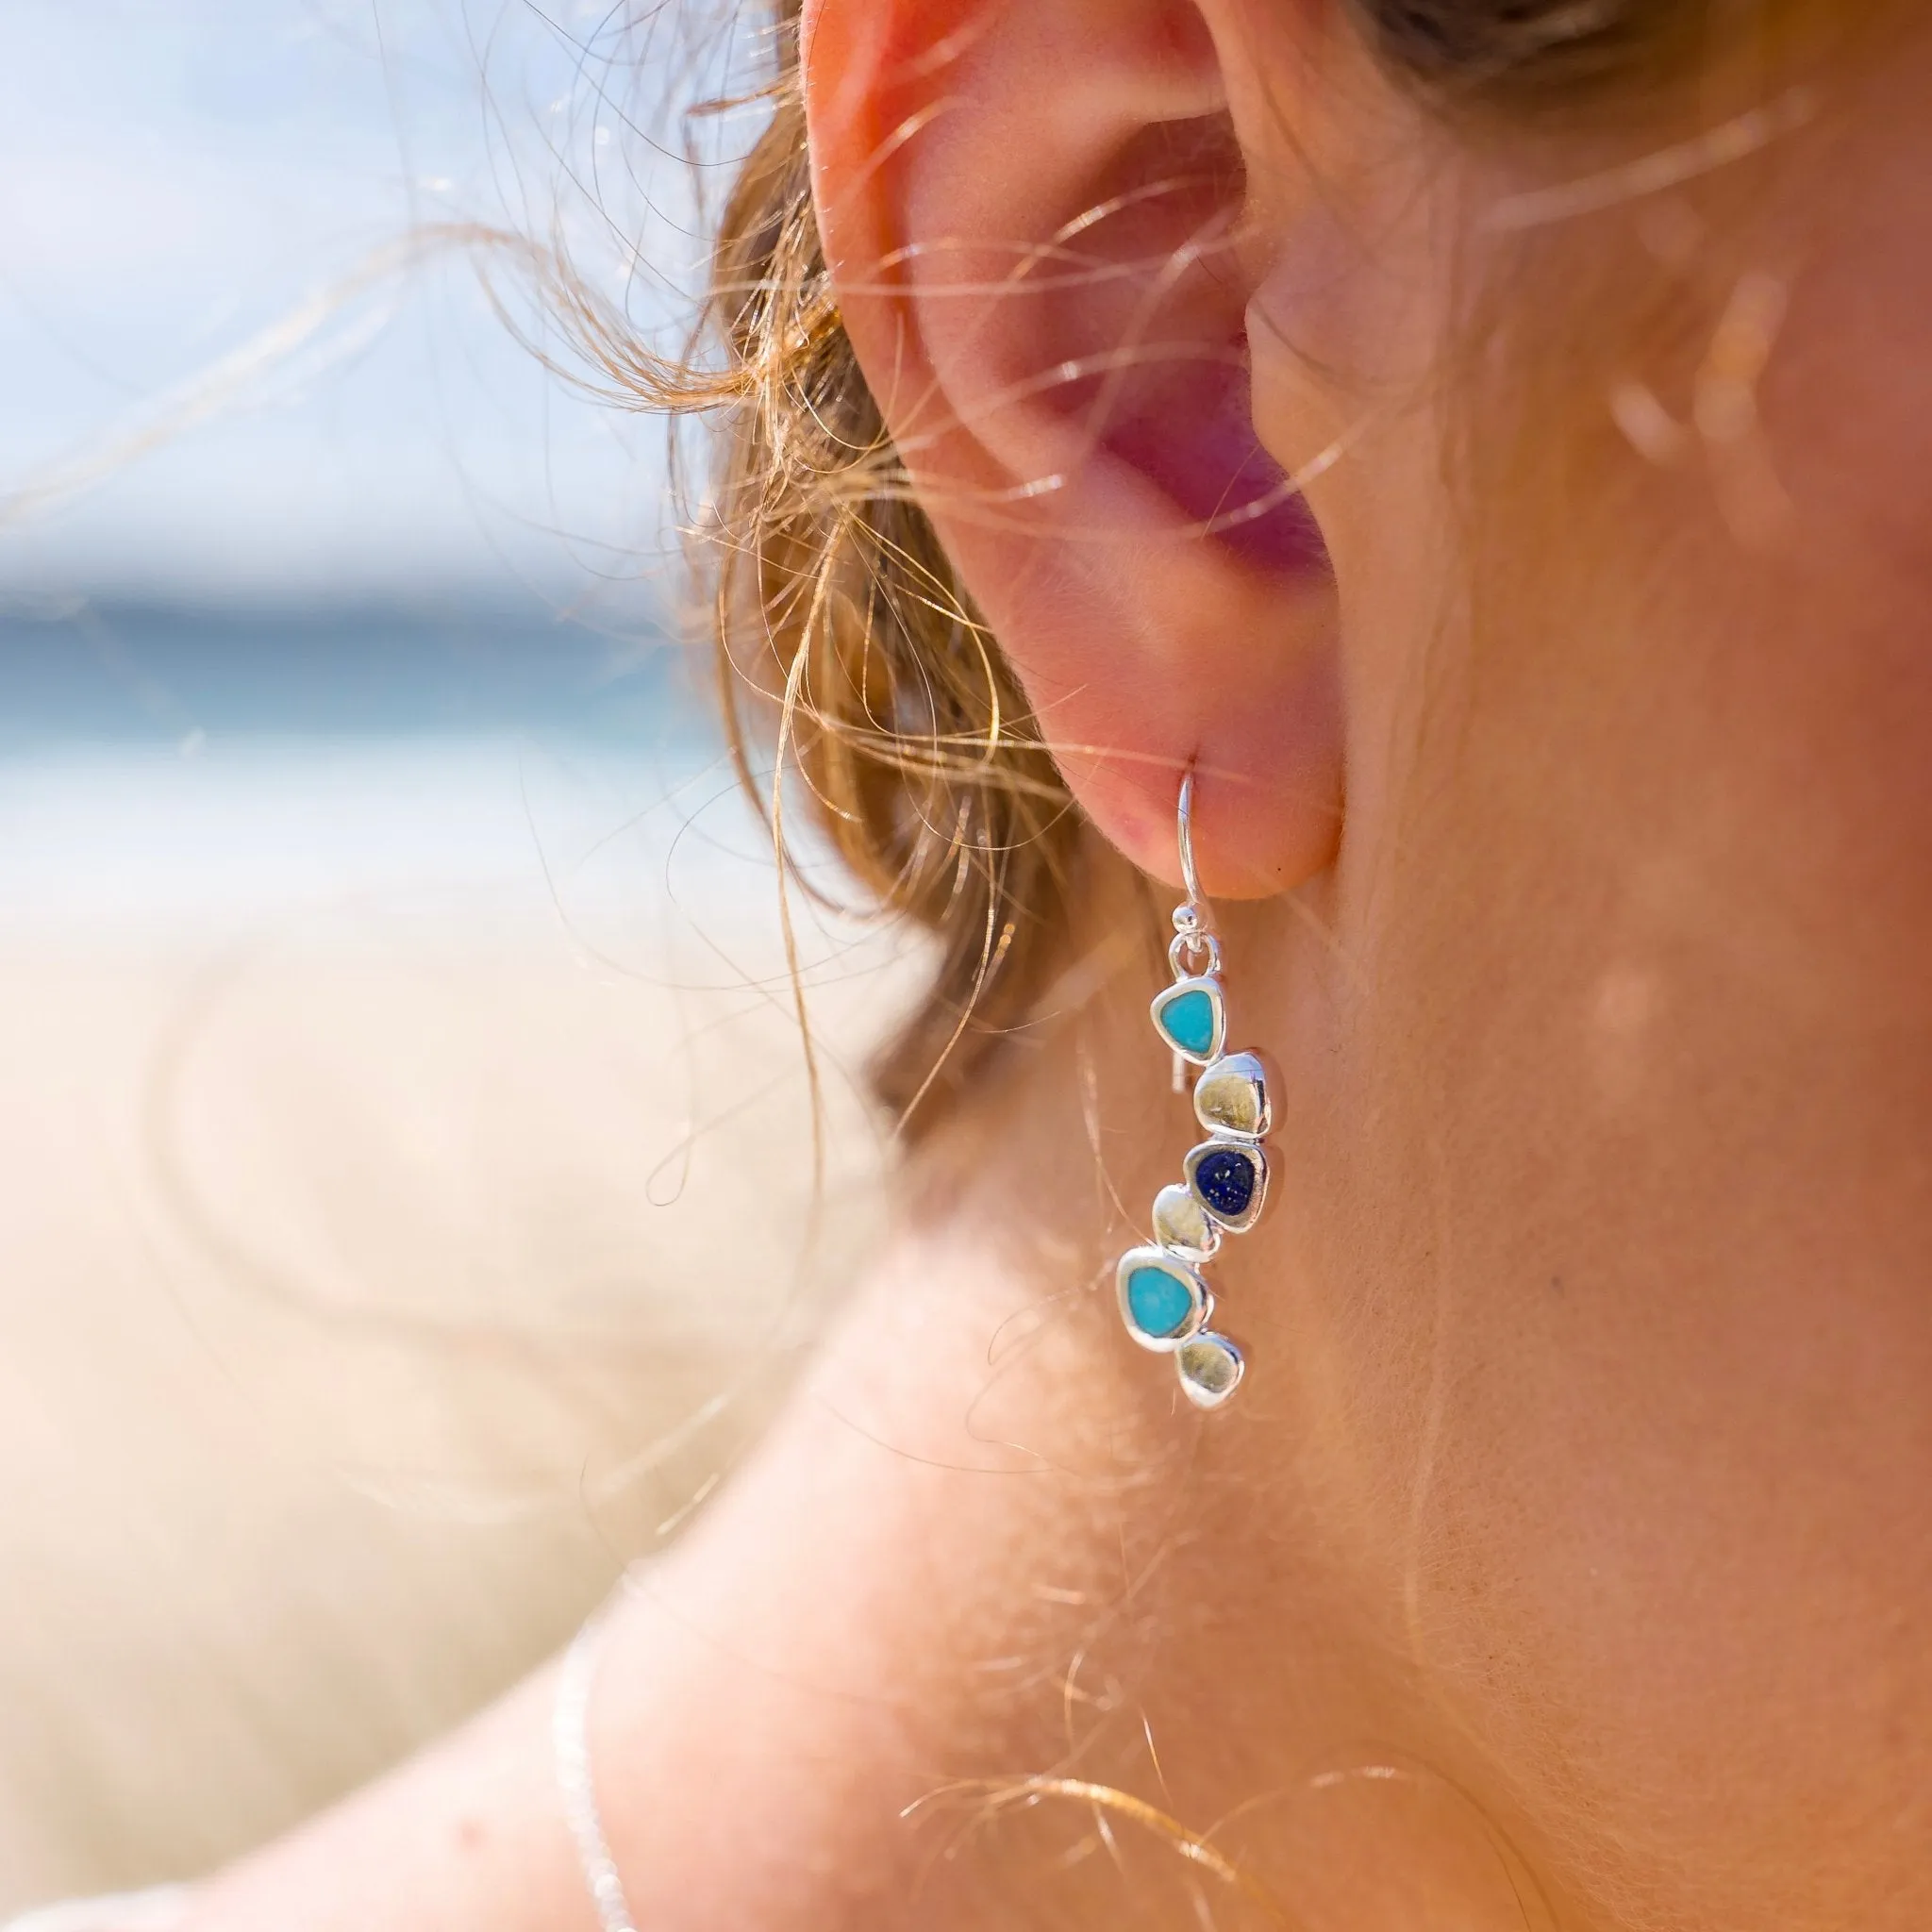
0 726 911 1910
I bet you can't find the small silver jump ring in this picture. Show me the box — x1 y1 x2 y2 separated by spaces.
1169 929 1222 978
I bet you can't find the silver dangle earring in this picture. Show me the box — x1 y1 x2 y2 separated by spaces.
1114 773 1272 1410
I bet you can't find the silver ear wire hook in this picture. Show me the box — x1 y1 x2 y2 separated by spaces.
1173 774 1194 1092
1171 771 1217 968
1171 769 1212 1090
1177 767 1205 909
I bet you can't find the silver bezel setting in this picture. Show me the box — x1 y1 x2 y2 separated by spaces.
1116 1245 1212 1354
1184 1137 1271 1235
1149 974 1226 1068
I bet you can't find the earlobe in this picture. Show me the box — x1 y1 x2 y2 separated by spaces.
804 0 1345 896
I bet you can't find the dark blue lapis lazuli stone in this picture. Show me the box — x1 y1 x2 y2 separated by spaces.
1195 1147 1257 1219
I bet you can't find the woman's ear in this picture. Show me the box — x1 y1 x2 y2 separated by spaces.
800 0 1345 895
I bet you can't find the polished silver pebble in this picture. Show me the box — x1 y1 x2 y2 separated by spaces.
1177 1333 1245 1409
1152 1182 1221 1261
1193 1050 1272 1141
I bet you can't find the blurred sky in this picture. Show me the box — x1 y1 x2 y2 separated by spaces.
0 0 729 608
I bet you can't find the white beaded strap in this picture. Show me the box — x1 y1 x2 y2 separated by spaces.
1 1890 190 1932
554 1587 639 1932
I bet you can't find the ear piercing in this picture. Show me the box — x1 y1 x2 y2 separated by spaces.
1114 773 1271 1409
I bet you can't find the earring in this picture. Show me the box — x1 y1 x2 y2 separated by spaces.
1114 773 1271 1410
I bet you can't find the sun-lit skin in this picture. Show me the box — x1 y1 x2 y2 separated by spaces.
176 3 1932 1929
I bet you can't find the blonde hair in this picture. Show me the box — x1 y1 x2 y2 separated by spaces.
703 27 1080 1138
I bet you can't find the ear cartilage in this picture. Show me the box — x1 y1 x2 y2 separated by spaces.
1113 774 1269 1411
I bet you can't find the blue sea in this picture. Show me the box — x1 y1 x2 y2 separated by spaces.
0 602 772 934
0 601 709 751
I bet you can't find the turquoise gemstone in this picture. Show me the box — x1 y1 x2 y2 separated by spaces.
1158 989 1217 1058
1126 1264 1196 1341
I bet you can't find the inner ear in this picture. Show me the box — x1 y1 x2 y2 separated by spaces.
1023 110 1330 578
1094 325 1329 576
